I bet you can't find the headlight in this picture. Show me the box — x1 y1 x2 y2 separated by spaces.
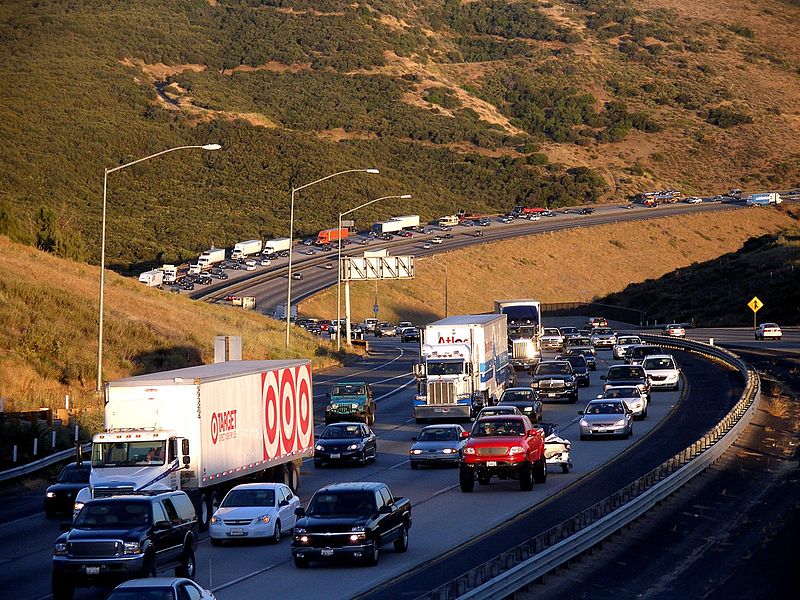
54 542 67 556
509 446 525 454
329 403 339 410
123 541 141 555
315 444 324 451
46 491 56 498
347 444 360 451
580 419 589 427
257 515 271 524
615 419 626 427
410 449 423 455
297 535 309 543
522 406 532 412
294 527 306 534
530 382 539 388
442 448 458 454
349 533 366 542
463 447 476 455
210 515 221 525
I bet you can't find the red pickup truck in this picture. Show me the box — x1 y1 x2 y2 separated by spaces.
459 415 547 492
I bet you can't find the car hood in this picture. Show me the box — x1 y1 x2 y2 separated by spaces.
606 378 647 386
61 525 150 542
47 482 88 495
581 413 628 424
214 506 277 520
466 435 530 448
297 515 372 533
532 374 573 382
317 437 364 445
411 440 460 451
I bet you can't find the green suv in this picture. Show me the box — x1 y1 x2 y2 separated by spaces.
324 382 375 425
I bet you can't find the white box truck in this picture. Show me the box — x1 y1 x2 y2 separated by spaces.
746 192 782 206
390 215 420 229
439 215 459 227
231 239 263 260
413 314 509 422
197 247 226 271
162 264 178 284
138 269 164 287
372 219 405 234
74 360 313 529
494 299 542 371
263 237 292 254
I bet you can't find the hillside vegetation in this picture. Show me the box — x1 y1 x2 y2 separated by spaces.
1 0 799 272
0 235 348 414
301 207 799 325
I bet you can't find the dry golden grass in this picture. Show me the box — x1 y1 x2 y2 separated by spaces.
0 236 348 414
301 208 797 324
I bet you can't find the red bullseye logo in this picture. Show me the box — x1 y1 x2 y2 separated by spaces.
262 370 280 460
296 365 312 449
280 368 296 453
210 412 219 445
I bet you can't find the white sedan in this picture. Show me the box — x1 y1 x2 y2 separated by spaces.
755 323 782 340
210 483 300 544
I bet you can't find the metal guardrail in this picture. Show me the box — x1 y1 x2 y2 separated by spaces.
420 335 759 600
0 444 91 484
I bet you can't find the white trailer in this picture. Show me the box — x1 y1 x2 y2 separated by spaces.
372 220 405 234
75 360 313 528
197 247 226 271
263 237 292 254
138 269 164 287
390 215 420 229
439 215 459 227
413 314 509 422
231 239 263 260
494 299 542 371
746 193 782 206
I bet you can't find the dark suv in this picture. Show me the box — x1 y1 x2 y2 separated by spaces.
52 491 198 600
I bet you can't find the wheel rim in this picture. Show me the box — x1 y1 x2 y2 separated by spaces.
274 521 281 542
186 552 195 577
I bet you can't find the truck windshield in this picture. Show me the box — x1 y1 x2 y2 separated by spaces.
427 361 464 376
501 305 540 326
92 441 166 468
307 492 376 517
74 501 150 529
508 326 536 339
331 384 366 396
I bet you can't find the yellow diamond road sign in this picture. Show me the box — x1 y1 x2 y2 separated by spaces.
748 296 763 313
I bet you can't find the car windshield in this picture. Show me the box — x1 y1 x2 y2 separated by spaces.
585 402 626 415
74 501 150 529
221 488 275 508
561 356 585 368
481 408 514 416
427 361 464 376
107 589 176 600
608 367 645 379
643 358 674 370
593 328 612 335
418 428 458 442
321 425 362 439
58 466 90 483
604 387 639 399
473 419 526 436
91 441 166 468
569 338 590 346
543 329 560 336
536 363 570 375
501 390 533 402
307 491 376 517
331 384 366 396
617 337 640 345
561 327 578 335
629 346 662 358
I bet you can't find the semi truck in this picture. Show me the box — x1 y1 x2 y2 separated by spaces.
746 192 782 206
373 219 405 234
494 299 542 371
438 215 459 227
412 314 509 422
231 239 263 260
316 228 349 246
138 269 164 287
74 360 314 529
390 215 420 229
263 237 292 254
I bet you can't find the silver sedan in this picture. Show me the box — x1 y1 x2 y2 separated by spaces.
409 424 467 469
578 399 634 440
598 386 648 420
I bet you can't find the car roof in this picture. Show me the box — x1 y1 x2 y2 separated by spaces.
588 398 625 404
115 577 192 588
475 415 526 422
642 354 675 362
317 482 386 492
503 387 533 392
421 423 462 429
228 482 284 491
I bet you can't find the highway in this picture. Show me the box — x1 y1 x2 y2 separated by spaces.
4 323 793 600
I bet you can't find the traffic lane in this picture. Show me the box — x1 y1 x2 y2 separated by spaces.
203 359 681 599
687 327 800 353
361 350 742 599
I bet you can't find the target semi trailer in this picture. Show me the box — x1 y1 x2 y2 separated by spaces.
74 361 314 529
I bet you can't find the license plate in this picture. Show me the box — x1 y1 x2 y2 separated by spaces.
85 566 100 575
598 428 610 433
330 453 340 459
434 408 447 413
230 528 244 536
487 461 497 466
321 548 334 557
547 393 557 397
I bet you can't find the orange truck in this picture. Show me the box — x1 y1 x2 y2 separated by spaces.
316 227 349 246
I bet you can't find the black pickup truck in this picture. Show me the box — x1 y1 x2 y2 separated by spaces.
292 482 411 567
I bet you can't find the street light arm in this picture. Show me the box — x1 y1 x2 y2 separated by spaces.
106 144 221 174
293 168 379 193
339 194 410 218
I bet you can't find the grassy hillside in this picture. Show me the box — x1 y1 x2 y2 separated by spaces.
300 207 799 325
1 0 799 271
0 236 349 414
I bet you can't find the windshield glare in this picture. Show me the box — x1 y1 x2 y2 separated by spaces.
321 425 362 439
307 492 376 516
502 390 532 402
585 402 626 415
608 367 644 379
331 385 365 396
604 388 639 399
418 428 458 442
74 501 150 529
427 361 464 376
643 358 674 369
474 419 526 436
91 441 166 468
222 488 275 507
537 363 570 375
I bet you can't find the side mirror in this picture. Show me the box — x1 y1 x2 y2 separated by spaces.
326 392 330 398
379 505 392 515
577 410 584 415
460 431 470 439
181 439 190 466
154 520 170 531
411 436 417 441
295 507 305 518
279 500 289 507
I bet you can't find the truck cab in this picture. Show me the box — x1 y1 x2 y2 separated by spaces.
324 382 375 425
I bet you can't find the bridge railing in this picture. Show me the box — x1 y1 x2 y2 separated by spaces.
420 335 759 600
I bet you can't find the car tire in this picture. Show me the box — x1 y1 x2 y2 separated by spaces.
561 463 570 474
359 451 367 466
627 426 633 439
519 462 534 491
365 540 380 566
140 551 157 578
533 456 547 484
52 574 74 600
293 556 309 568
393 524 409 553
271 520 281 544
570 392 579 404
175 545 196 578
45 507 56 519
459 466 475 493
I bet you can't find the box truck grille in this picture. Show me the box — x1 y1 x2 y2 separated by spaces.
68 540 122 558
512 339 533 359
427 381 456 404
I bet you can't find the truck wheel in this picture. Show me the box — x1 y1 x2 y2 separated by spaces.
459 466 474 493
286 462 300 493
561 463 570 474
293 556 309 568
198 493 211 530
570 392 579 404
52 574 74 600
519 462 534 491
175 545 195 578
533 456 547 484
365 540 380 566
271 520 281 544
140 551 157 577
393 524 409 552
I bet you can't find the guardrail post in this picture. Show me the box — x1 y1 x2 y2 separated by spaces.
33 437 38 457
12 445 17 463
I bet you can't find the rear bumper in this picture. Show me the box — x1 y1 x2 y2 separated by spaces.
414 405 472 419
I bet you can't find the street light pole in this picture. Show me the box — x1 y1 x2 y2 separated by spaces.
96 143 221 392
336 194 411 350
285 168 380 349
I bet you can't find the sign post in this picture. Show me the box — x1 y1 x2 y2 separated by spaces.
747 296 763 330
